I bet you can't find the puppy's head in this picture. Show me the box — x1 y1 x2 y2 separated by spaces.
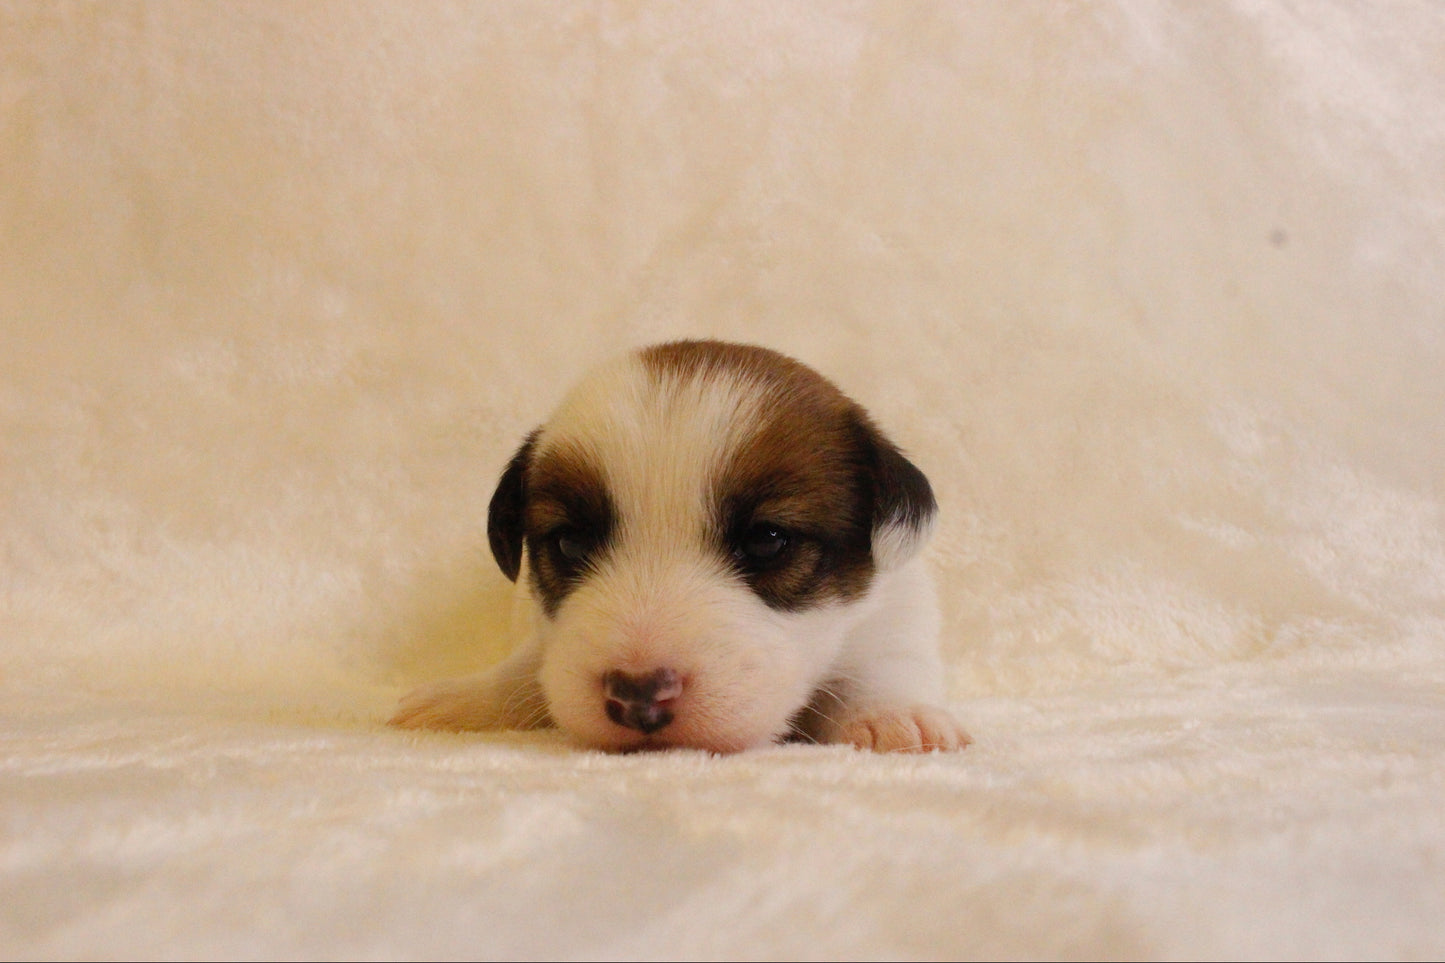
487 340 935 752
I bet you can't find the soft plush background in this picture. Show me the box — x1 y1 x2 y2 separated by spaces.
3 2 1444 959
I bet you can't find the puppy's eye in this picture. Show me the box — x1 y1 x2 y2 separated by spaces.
551 528 594 565
734 523 790 566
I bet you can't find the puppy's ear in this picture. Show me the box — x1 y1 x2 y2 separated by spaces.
859 419 938 571
487 431 539 582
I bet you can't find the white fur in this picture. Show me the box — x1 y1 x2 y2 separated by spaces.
391 350 969 753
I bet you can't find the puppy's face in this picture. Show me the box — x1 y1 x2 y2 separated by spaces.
488 341 935 753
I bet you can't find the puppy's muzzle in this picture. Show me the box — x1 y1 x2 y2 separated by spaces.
603 667 682 735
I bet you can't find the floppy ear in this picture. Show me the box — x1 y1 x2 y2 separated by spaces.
860 420 938 571
486 431 539 582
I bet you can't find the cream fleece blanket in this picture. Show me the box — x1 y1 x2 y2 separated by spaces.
4 2 1444 959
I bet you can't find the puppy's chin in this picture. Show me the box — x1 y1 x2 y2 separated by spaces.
534 560 846 754
554 712 779 756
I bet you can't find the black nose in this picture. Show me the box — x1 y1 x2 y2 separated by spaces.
603 667 682 734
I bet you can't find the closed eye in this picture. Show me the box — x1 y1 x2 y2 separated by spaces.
546 525 601 573
732 521 792 570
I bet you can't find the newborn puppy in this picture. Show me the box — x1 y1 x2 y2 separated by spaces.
390 339 969 754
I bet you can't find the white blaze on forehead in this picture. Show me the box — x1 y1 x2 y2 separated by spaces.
534 354 770 554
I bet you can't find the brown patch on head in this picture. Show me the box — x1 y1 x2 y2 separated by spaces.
522 440 616 618
642 340 935 611
643 340 820 387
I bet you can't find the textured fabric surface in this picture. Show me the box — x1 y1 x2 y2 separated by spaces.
3 2 1444 959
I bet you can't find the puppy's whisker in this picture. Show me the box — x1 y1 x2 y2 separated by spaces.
504 689 551 731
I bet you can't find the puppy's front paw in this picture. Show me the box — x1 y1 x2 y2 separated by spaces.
840 704 971 753
389 679 495 732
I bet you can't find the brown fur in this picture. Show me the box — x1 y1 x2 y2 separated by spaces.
643 340 920 610
523 440 617 618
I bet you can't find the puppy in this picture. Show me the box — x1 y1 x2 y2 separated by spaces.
389 339 969 754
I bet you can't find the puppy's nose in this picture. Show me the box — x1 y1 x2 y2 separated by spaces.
602 667 682 734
